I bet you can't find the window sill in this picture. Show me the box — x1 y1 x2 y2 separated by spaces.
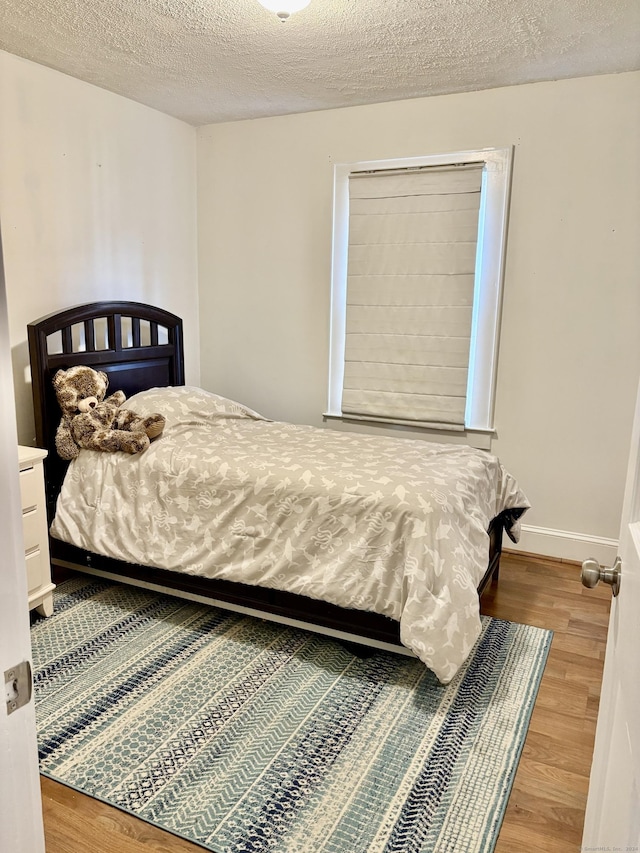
322 413 495 451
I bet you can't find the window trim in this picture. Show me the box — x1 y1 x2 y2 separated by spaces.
326 146 513 433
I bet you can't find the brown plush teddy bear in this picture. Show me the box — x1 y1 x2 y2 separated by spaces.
53 366 165 460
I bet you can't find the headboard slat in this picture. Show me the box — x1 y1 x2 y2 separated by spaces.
84 319 96 353
62 326 73 354
112 314 123 352
131 317 141 348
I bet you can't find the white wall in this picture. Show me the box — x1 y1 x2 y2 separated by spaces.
197 72 640 560
0 51 200 446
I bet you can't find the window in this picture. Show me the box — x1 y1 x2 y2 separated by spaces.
326 147 513 434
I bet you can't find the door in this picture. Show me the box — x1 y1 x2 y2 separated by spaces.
0 237 46 851
582 373 640 847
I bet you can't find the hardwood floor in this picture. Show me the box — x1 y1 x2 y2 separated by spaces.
40 551 611 852
482 551 610 852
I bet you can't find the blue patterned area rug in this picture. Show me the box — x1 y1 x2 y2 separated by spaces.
31 578 552 853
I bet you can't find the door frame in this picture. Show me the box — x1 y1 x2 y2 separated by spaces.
0 232 45 852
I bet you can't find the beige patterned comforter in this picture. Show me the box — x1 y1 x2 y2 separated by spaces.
51 386 529 682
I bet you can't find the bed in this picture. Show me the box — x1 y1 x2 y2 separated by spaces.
28 301 529 683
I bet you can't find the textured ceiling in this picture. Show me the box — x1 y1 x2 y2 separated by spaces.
1 0 638 126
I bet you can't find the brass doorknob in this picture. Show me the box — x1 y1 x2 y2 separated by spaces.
581 556 621 597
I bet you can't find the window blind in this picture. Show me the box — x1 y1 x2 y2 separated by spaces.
341 163 483 429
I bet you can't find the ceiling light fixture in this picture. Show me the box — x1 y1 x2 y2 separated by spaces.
257 0 311 21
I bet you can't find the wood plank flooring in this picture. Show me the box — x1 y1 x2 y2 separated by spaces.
482 551 610 853
39 552 611 852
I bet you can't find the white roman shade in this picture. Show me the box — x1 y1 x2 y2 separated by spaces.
341 163 484 429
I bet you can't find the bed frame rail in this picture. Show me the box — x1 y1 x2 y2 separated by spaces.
49 512 505 653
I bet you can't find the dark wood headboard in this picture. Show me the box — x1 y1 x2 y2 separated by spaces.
27 301 185 519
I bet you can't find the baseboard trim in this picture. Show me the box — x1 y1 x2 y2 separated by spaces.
507 524 618 564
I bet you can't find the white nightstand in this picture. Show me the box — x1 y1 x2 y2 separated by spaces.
18 445 55 616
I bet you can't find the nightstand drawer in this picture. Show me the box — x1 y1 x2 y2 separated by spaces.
25 548 46 594
19 466 41 513
22 507 41 554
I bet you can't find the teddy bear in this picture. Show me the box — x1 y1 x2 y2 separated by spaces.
53 365 165 461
